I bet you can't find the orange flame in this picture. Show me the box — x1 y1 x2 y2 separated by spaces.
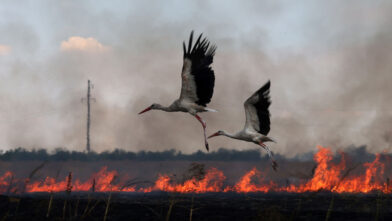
0 146 391 194
223 168 274 193
0 171 14 193
150 168 225 193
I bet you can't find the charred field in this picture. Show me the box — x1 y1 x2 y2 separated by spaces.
1 192 392 220
1 146 392 220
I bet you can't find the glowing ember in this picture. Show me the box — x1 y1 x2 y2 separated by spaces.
0 146 391 194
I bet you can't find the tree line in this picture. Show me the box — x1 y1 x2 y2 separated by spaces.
0 147 274 161
0 145 379 162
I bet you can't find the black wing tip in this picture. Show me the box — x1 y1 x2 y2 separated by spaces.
263 80 271 90
207 44 217 57
258 80 272 135
254 80 271 99
183 30 216 59
183 41 186 57
187 31 194 54
183 31 216 106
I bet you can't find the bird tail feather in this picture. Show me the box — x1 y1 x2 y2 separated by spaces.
204 107 218 112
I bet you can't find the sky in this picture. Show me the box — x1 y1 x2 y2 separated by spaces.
0 0 391 156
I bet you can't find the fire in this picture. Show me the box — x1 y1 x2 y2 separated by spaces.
223 168 275 193
331 153 386 193
151 168 225 193
290 146 347 193
0 146 391 194
0 171 14 193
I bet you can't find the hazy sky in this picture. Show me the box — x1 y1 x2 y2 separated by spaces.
0 0 391 156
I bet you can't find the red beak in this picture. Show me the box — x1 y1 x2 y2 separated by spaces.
138 106 152 115
207 132 220 139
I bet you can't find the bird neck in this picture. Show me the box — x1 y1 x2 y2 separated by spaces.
155 104 174 112
222 131 238 139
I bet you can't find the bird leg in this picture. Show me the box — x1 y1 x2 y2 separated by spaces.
195 114 206 128
260 141 278 171
195 114 209 151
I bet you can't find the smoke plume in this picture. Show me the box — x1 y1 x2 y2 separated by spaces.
0 0 391 156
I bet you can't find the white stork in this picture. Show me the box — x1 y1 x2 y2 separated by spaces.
139 31 217 151
208 81 278 170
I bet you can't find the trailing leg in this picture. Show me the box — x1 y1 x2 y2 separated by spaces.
259 141 278 171
195 114 209 151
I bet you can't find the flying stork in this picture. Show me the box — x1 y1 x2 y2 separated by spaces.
139 31 217 151
208 81 278 170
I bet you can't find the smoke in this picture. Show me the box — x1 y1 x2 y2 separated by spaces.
0 1 391 156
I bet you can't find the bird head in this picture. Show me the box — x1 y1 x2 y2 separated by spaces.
138 103 159 115
207 130 224 139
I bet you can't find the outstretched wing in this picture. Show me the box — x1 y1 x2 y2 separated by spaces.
243 81 271 135
180 31 216 106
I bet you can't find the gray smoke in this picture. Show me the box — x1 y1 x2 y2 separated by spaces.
0 0 391 156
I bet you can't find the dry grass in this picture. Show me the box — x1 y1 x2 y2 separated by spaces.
22 162 46 193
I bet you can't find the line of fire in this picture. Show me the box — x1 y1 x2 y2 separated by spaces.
1 146 390 194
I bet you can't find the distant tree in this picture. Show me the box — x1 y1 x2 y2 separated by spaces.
0 146 382 162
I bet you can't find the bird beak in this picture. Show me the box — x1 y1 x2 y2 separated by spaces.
138 106 152 115
207 132 220 139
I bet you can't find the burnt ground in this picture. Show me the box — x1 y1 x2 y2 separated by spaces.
1 192 392 221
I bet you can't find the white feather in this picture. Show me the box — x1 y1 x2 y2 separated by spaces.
204 108 217 112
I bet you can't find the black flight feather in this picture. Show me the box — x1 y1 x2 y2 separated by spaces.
183 31 216 106
253 81 271 135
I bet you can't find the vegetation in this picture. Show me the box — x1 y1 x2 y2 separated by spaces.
0 145 379 162
1 193 391 220
0 147 279 161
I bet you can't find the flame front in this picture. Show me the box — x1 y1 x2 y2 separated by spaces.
0 146 391 194
151 168 225 193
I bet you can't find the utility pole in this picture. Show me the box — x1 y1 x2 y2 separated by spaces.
82 80 95 153
86 80 91 152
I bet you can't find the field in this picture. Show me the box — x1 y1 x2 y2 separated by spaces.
1 147 392 220
1 192 392 220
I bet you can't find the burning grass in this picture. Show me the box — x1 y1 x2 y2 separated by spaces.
0 146 391 194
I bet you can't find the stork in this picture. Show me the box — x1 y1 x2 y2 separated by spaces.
208 81 278 170
139 31 217 151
